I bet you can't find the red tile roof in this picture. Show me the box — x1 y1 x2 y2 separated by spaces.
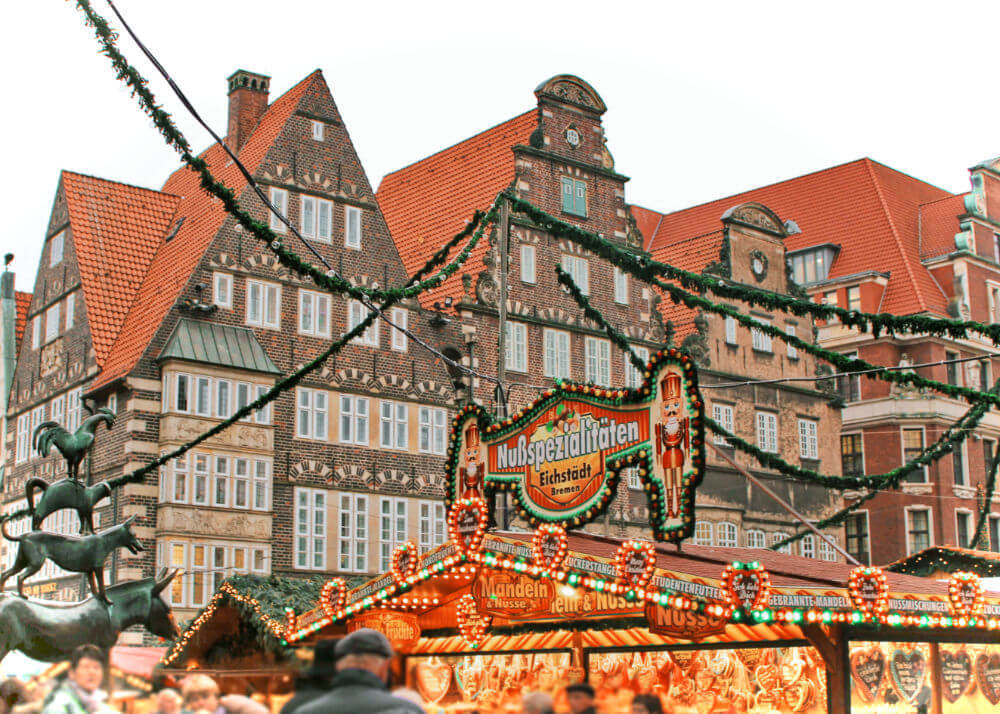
651 232 723 339
376 111 537 308
61 171 180 364
638 158 955 317
14 290 30 351
93 71 320 390
918 193 966 260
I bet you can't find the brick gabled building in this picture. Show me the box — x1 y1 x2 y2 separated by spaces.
637 157 1000 565
3 70 459 623
377 75 842 551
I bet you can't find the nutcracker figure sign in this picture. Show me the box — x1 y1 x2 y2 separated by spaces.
443 349 705 541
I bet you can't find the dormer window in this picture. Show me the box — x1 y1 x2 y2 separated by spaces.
788 245 838 285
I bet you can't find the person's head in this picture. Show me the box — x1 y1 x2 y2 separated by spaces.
522 690 554 714
334 629 394 683
302 639 339 684
565 683 595 713
631 693 663 714
181 674 220 713
68 645 105 694
155 689 182 714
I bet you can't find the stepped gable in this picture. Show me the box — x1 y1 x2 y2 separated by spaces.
637 158 954 318
93 71 319 390
61 171 180 364
376 110 537 309
14 290 31 351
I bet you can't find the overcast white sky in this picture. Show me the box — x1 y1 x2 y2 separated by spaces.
3 1 999 293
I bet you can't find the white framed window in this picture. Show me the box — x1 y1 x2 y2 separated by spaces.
756 411 778 453
800 534 816 559
585 337 611 386
339 395 370 445
193 454 210 506
311 120 324 141
785 324 797 359
254 384 271 424
717 522 738 548
746 529 766 549
215 379 232 418
212 455 230 508
45 303 60 343
906 507 933 555
798 418 819 460
246 279 280 330
419 501 447 552
253 460 271 511
380 400 409 450
300 196 332 243
561 255 589 295
15 414 29 464
174 374 190 413
818 536 836 561
299 289 331 337
902 427 928 483
50 395 65 429
295 488 327 571
956 510 974 549
213 273 232 309
543 329 571 379
724 316 737 345
560 176 588 217
49 231 64 267
269 188 288 233
379 497 408 571
339 493 368 572
296 388 328 440
614 267 629 304
194 376 211 417
694 522 713 546
345 206 362 249
505 322 527 373
169 454 189 504
419 406 447 455
712 403 734 445
29 406 44 459
624 346 650 389
66 388 81 433
348 300 379 346
626 467 642 489
750 316 772 353
389 308 408 352
520 244 536 284
771 532 792 554
65 293 75 329
31 315 40 350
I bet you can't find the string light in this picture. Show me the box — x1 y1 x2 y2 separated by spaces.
720 561 771 613
847 566 890 620
532 524 569 572
391 541 420 586
613 540 657 591
320 578 346 619
947 571 984 618
447 497 488 559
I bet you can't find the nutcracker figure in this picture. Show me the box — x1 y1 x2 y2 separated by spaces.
462 423 482 499
654 372 688 518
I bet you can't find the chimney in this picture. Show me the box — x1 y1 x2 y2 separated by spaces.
226 69 271 153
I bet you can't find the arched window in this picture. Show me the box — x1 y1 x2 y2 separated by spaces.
746 530 766 549
818 536 837 561
800 534 816 559
694 522 713 546
771 532 792 554
717 522 738 548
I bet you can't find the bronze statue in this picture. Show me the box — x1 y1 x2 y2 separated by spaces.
25 477 111 534
32 407 115 482
1 515 144 603
0 569 180 663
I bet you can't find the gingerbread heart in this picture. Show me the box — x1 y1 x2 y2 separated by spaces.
415 660 452 704
848 566 889 618
889 648 927 703
783 679 814 712
849 645 886 703
391 541 419 586
940 648 973 703
448 498 488 557
694 690 716 714
948 571 984 618
780 653 804 687
319 577 346 618
614 540 657 589
754 663 780 692
532 524 568 571
720 561 771 612
975 652 1000 705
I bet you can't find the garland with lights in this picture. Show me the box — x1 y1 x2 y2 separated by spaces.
720 561 771 614
948 571 985 618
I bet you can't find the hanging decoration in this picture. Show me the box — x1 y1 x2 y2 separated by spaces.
443 350 704 541
947 570 984 618
447 498 488 559
456 594 491 649
720 561 771 613
283 607 297 639
531 524 569 572
849 644 887 703
847 566 890 619
614 540 657 590
319 578 347 619
391 542 420 586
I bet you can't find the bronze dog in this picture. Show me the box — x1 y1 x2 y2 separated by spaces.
0 515 144 603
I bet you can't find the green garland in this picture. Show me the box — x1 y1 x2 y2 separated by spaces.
507 194 1000 346
74 0 495 305
972 444 1000 549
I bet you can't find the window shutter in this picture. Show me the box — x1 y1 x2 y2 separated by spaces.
561 178 573 212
